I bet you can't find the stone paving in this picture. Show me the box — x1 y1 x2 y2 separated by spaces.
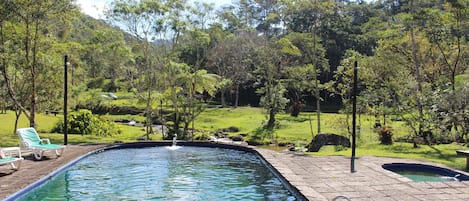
256 148 469 201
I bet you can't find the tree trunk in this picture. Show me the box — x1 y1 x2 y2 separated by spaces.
234 84 240 108
267 109 276 129
145 88 152 140
290 101 301 117
14 109 21 135
221 89 226 107
410 0 424 143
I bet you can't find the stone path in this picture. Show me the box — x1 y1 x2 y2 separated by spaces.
256 148 469 201
1 144 469 200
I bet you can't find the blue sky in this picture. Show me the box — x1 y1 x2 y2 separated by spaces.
76 0 233 19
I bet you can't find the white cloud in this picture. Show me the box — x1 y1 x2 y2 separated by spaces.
75 0 109 19
75 0 232 20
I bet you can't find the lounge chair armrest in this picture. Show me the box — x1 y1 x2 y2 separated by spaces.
2 147 22 158
41 138 51 144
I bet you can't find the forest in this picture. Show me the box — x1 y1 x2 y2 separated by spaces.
0 0 468 144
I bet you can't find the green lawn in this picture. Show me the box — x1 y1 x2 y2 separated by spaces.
195 107 410 144
0 107 467 171
0 110 155 147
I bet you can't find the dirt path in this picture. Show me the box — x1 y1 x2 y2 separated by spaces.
0 144 107 200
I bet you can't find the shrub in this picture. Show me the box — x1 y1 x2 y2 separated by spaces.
87 77 107 89
52 109 121 136
378 126 393 145
246 127 275 145
335 145 347 151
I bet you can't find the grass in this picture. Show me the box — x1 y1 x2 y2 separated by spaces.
0 110 159 147
195 107 411 144
0 107 467 170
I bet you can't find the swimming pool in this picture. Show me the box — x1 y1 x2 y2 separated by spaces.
382 163 469 182
10 144 300 200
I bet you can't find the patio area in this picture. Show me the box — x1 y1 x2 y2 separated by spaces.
256 148 469 200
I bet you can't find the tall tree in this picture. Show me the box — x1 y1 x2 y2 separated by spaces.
109 0 172 139
207 31 259 108
0 0 77 128
254 40 289 129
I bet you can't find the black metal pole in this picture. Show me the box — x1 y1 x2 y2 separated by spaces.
64 55 68 145
351 61 358 173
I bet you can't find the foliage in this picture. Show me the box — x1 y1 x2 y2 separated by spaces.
0 0 468 146
52 109 121 136
0 0 78 128
378 126 393 145
247 127 276 145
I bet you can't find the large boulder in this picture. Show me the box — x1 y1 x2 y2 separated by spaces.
307 133 351 152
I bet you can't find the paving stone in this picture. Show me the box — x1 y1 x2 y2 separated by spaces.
389 194 421 201
427 182 451 188
440 187 463 194
452 193 469 199
445 181 469 188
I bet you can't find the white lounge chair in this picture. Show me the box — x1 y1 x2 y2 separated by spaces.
0 147 23 170
17 127 65 160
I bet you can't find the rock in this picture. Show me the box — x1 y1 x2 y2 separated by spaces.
213 130 227 138
108 93 118 100
307 133 351 152
231 135 243 142
222 126 240 133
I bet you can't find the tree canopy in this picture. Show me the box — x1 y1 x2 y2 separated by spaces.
0 0 467 142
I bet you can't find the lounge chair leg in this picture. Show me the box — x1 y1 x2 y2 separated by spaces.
34 150 44 160
15 160 22 170
55 147 64 157
9 160 22 170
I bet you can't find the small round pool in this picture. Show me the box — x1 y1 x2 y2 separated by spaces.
382 163 469 182
11 145 300 200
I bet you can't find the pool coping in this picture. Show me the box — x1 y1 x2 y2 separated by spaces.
3 142 308 201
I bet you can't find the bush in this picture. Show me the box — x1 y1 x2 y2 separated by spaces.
52 109 121 136
246 127 275 145
75 103 143 115
87 77 107 89
378 126 393 145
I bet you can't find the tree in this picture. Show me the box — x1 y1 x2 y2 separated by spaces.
207 31 259 108
420 2 469 138
281 32 328 119
327 50 365 136
109 0 172 139
0 0 77 129
254 41 289 129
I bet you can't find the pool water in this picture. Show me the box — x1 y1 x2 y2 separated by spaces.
17 146 297 201
395 170 459 182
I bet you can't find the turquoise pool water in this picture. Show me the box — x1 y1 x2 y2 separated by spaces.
395 170 458 182
17 146 297 200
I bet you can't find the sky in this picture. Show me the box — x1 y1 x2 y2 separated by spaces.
75 0 233 19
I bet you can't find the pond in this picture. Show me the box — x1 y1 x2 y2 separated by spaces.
14 146 298 201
